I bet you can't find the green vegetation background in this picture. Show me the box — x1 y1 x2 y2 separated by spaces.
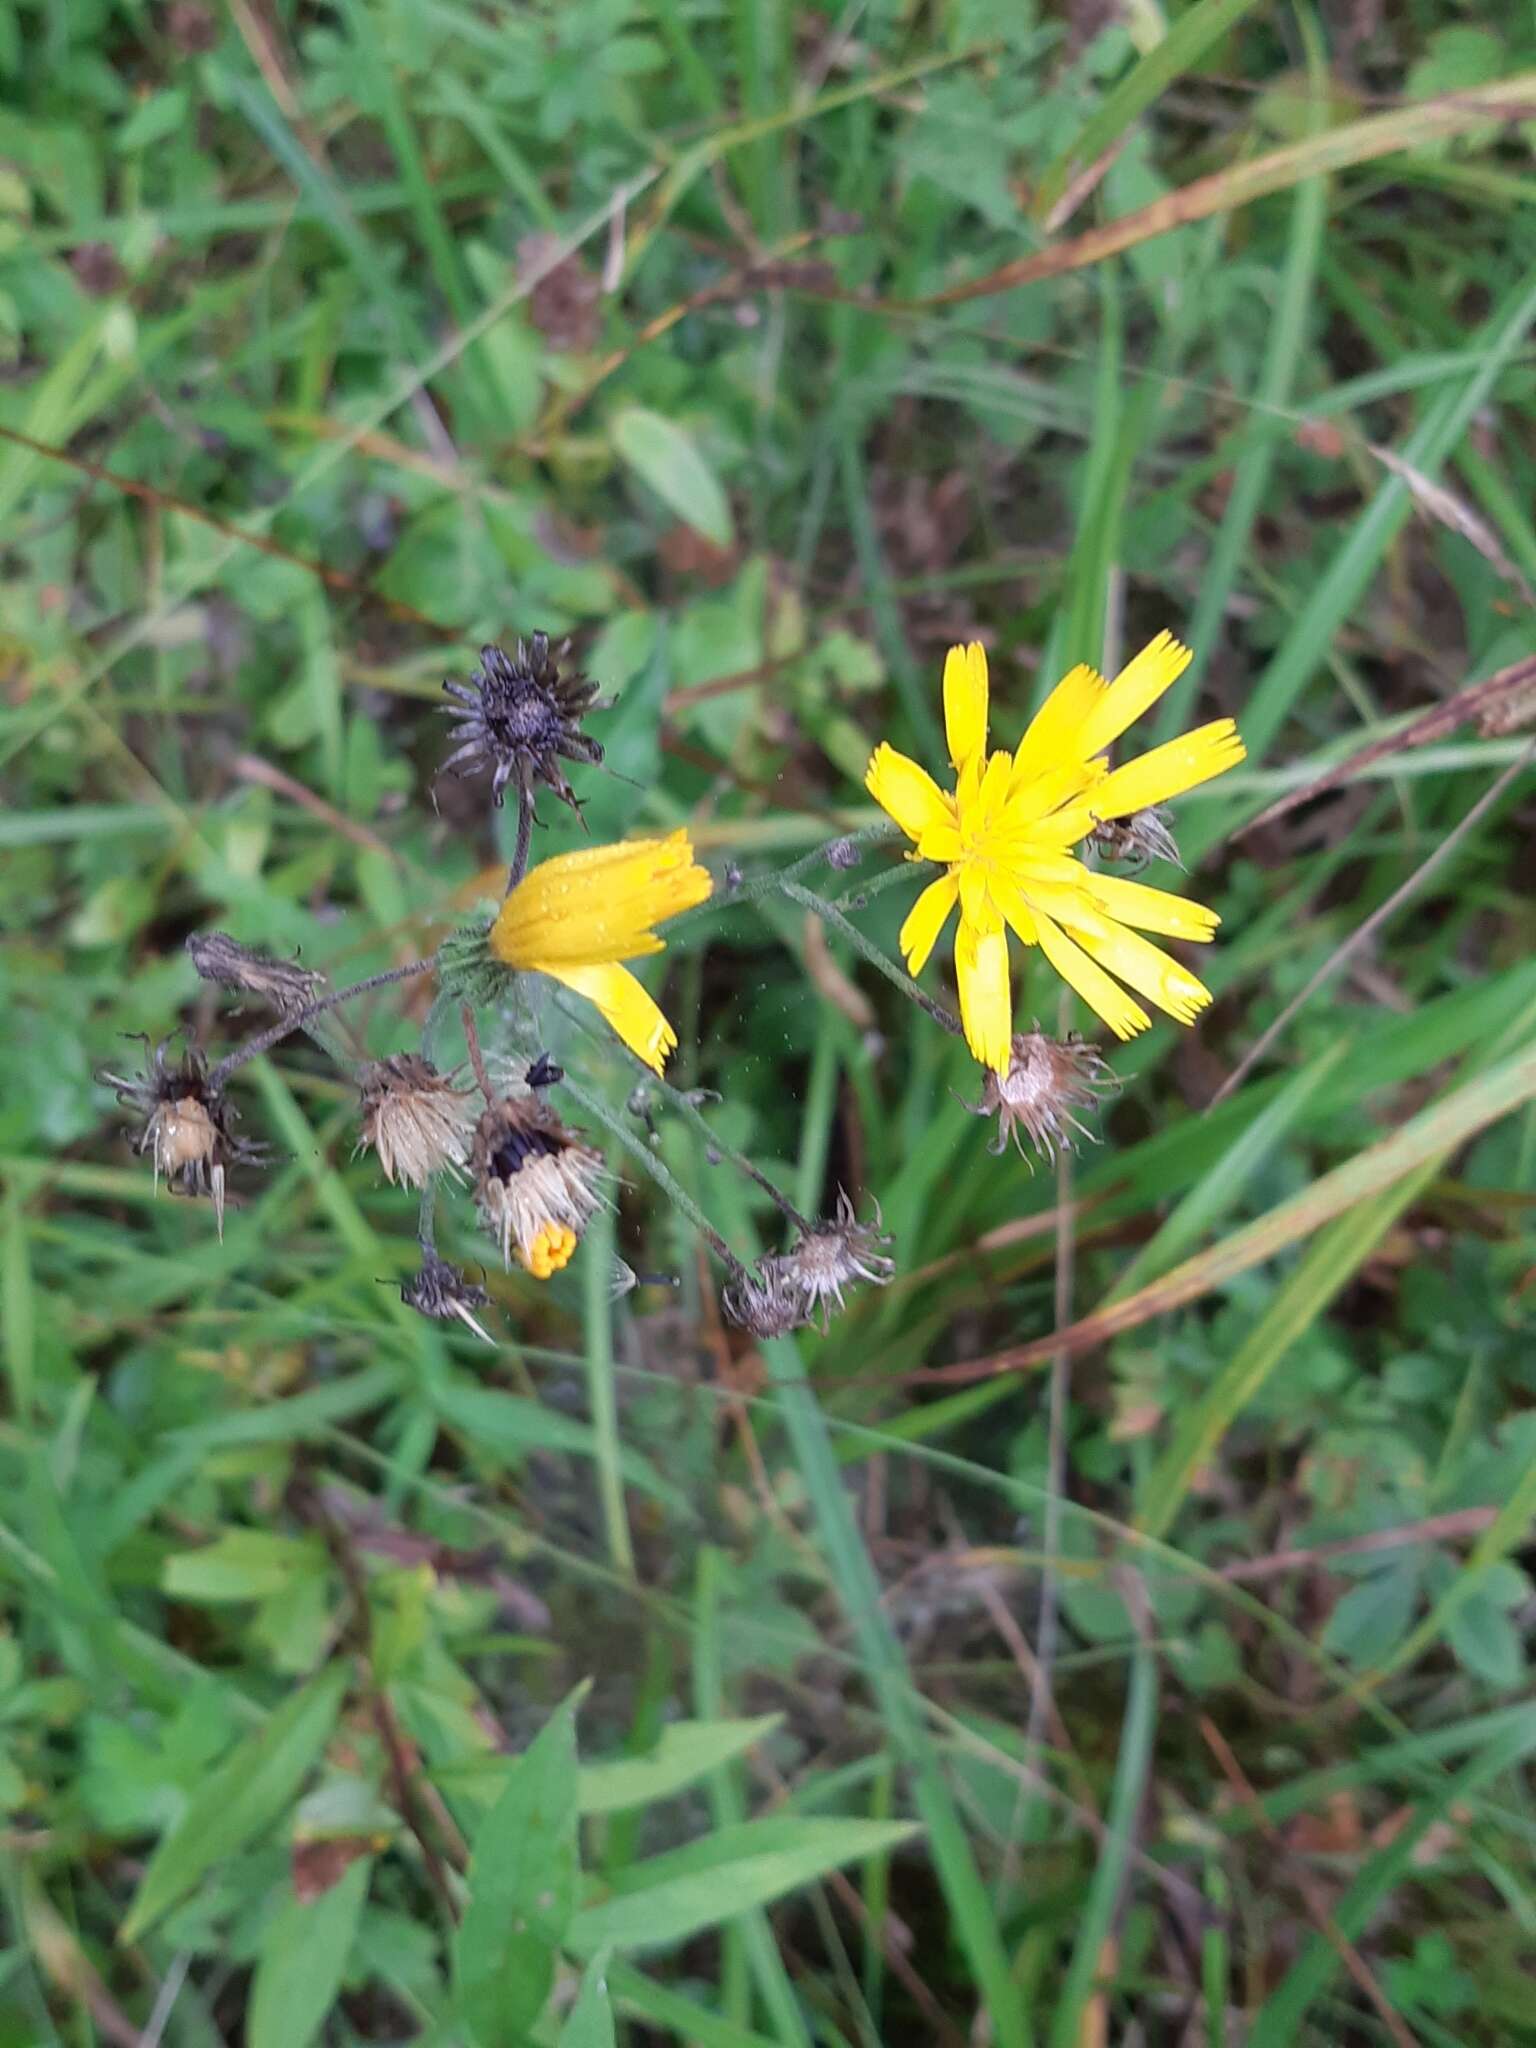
3 0 1536 2042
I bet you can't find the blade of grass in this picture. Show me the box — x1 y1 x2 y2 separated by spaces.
1156 7 1327 738
583 1205 635 1581
760 1334 1032 2048
694 1547 813 2047
1032 0 1267 225
1046 1587 1157 2048
1237 262 1536 764
918 73 1536 308
1248 1709 1536 2045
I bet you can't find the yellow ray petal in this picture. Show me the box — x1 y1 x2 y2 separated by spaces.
987 870 1040 946
866 742 955 845
1083 871 1220 941
899 871 959 975
957 858 998 932
492 831 712 967
1075 631 1193 758
1034 909 1151 1041
955 920 1013 1075
943 642 989 774
1013 661 1107 776
547 961 678 1072
1085 718 1246 822
1064 910 1213 1025
1005 753 1105 822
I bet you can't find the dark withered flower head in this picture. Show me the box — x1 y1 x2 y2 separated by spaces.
400 1253 494 1346
185 931 327 1014
970 1028 1117 1165
471 1092 605 1279
1090 804 1183 871
720 1266 809 1338
725 1191 895 1337
440 632 604 813
357 1054 476 1189
102 1039 266 1240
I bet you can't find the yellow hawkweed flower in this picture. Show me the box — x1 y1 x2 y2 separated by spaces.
865 633 1244 1074
489 829 712 1071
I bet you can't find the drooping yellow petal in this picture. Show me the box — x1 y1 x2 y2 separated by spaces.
866 742 954 845
1083 871 1220 941
1013 661 1107 776
1063 910 1213 1025
1033 909 1151 1041
943 642 989 774
899 871 959 976
955 921 1013 1076
547 961 678 1072
1075 631 1193 759
492 830 712 968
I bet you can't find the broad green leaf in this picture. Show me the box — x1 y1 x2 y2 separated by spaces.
162 1528 327 1604
122 1664 349 1942
1322 1559 1421 1669
454 1692 581 2048
568 1817 918 1953
247 1857 371 2048
610 405 734 548
558 1954 616 2048
578 1716 782 1817
1447 1594 1524 1689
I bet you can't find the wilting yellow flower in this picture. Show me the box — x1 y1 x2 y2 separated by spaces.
489 830 712 1071
865 633 1244 1074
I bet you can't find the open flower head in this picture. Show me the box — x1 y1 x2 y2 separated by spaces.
489 829 712 1072
866 634 1243 1073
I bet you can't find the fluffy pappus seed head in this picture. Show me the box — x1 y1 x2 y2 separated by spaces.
972 1029 1117 1165
471 1093 605 1279
185 931 327 1013
357 1055 476 1189
440 632 604 814
102 1039 266 1240
1089 804 1183 871
400 1253 494 1346
725 1192 895 1337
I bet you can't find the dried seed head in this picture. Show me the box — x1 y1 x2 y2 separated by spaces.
401 1253 494 1345
186 931 327 1013
721 1266 810 1338
1090 804 1183 871
102 1040 266 1239
357 1055 476 1189
471 1093 605 1278
440 633 604 814
972 1029 1117 1165
724 1192 895 1337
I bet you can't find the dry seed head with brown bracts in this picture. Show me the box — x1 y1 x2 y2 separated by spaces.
357 1055 477 1189
970 1029 1117 1164
185 931 327 1013
102 1040 266 1240
399 1253 494 1346
471 1093 605 1278
725 1191 895 1336
440 632 604 814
